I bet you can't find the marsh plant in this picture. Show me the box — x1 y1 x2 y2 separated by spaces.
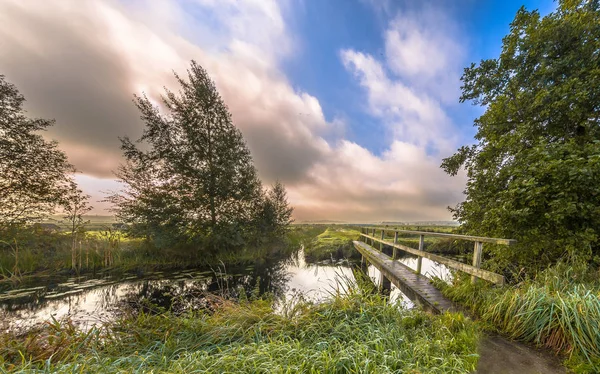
0 280 480 373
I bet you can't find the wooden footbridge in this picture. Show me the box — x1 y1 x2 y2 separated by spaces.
354 227 516 314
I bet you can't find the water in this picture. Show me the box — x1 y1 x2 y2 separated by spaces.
0 247 451 332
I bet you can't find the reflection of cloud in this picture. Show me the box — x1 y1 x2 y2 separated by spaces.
0 0 467 221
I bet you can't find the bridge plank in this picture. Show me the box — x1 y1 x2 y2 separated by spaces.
353 241 460 314
360 234 505 285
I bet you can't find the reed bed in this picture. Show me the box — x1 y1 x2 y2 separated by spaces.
1 282 479 373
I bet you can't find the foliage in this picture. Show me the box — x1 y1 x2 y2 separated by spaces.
61 181 93 270
441 0 600 272
433 262 600 372
260 181 294 238
0 287 480 373
108 61 291 251
0 75 75 229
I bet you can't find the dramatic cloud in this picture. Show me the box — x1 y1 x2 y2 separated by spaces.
0 0 467 222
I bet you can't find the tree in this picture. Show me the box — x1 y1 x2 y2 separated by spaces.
266 181 294 236
110 61 270 250
0 75 75 229
62 181 93 270
442 0 600 272
253 181 294 242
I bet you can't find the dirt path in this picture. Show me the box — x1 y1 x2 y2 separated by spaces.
476 333 566 374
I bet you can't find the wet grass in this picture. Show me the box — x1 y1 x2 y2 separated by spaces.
433 263 600 373
304 227 362 262
0 282 480 373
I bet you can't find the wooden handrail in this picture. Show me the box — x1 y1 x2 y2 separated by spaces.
360 233 505 285
358 226 514 285
359 226 517 246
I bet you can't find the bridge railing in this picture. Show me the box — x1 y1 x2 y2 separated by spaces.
358 227 516 285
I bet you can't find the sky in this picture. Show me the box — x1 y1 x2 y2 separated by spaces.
0 0 556 223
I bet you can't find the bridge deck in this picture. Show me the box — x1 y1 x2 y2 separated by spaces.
353 240 460 314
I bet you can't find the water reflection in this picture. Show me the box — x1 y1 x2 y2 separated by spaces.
0 248 362 331
0 246 453 332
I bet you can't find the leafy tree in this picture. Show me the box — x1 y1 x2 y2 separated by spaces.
62 181 93 270
266 181 294 236
110 61 276 251
442 0 600 272
253 181 294 242
0 75 75 229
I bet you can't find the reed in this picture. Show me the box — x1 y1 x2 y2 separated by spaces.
433 263 600 372
1 280 480 373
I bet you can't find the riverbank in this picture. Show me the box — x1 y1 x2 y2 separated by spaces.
433 263 600 373
0 225 315 284
0 285 480 373
303 227 361 262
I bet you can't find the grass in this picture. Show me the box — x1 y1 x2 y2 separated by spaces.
0 225 308 282
0 281 480 373
304 227 362 262
432 262 600 373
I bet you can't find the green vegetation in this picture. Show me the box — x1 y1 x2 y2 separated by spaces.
304 227 361 262
0 223 314 281
0 75 80 229
107 61 292 253
0 285 479 373
442 0 600 272
433 263 600 372
0 62 295 280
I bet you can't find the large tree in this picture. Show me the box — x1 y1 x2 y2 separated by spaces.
0 75 75 229
442 0 600 272
111 61 284 250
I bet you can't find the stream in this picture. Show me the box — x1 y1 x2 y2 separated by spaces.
0 247 451 331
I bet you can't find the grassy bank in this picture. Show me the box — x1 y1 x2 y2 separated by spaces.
0 225 306 282
433 263 600 373
304 227 361 262
0 286 480 373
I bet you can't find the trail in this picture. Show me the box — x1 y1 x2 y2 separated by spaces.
477 334 565 374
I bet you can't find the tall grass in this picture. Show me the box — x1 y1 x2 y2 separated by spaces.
433 263 600 372
1 282 480 373
0 225 306 281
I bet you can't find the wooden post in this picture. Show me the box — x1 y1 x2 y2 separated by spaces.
393 231 398 259
416 235 424 274
472 241 483 283
380 271 391 295
361 255 368 273
372 228 376 246
380 229 384 251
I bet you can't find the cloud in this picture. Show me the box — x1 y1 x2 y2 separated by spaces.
340 49 452 152
384 6 464 103
290 2 469 222
0 0 467 221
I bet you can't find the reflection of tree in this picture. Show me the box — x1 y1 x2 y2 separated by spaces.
118 258 292 314
1 252 296 324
